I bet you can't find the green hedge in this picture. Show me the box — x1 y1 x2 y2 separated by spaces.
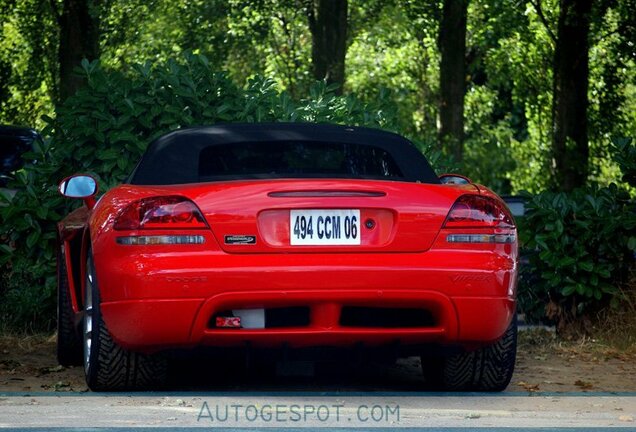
518 137 636 326
0 53 444 331
518 184 636 325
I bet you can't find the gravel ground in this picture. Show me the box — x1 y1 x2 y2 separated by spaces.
0 329 635 393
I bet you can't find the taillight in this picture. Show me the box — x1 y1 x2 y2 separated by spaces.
114 196 208 230
443 195 514 229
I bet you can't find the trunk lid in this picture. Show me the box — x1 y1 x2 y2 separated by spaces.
180 179 474 254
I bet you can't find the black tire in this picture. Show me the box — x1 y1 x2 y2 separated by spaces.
57 253 82 366
84 253 167 391
425 316 517 392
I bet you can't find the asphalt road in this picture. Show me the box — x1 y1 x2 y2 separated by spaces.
1 393 635 429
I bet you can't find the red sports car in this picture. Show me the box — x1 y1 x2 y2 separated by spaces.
56 123 518 391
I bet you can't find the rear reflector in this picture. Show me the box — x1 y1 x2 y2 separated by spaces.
116 235 205 245
446 234 516 244
216 317 241 328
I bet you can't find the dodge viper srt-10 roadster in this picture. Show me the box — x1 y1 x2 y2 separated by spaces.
56 123 518 391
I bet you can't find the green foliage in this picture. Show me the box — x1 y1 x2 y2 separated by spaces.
101 0 314 97
611 137 636 188
476 0 555 193
0 253 56 331
2 0 635 197
518 184 636 323
347 2 439 141
0 134 64 330
0 0 57 127
0 52 442 331
462 86 517 194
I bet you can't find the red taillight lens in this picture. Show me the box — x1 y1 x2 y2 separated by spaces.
443 195 514 229
114 196 208 230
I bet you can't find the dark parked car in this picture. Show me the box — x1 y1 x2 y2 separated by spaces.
0 126 40 198
501 196 526 218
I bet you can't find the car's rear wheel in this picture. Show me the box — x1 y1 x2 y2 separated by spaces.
423 316 517 392
57 254 82 366
83 253 167 391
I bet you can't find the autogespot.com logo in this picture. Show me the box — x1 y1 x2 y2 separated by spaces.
197 402 400 425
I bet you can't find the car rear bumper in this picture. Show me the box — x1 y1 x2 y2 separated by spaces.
101 293 515 352
95 249 517 352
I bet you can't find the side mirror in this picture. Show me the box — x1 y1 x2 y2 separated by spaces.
502 196 526 217
439 173 472 185
59 174 98 208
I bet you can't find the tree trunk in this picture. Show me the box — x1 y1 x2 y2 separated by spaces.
551 0 592 191
57 0 100 101
306 0 348 94
438 0 468 162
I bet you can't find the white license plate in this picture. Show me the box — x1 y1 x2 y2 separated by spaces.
290 209 360 245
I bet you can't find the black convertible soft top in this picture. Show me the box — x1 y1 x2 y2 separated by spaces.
129 123 439 185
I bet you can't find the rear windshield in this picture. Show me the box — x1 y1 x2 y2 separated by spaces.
128 124 441 185
198 141 403 181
